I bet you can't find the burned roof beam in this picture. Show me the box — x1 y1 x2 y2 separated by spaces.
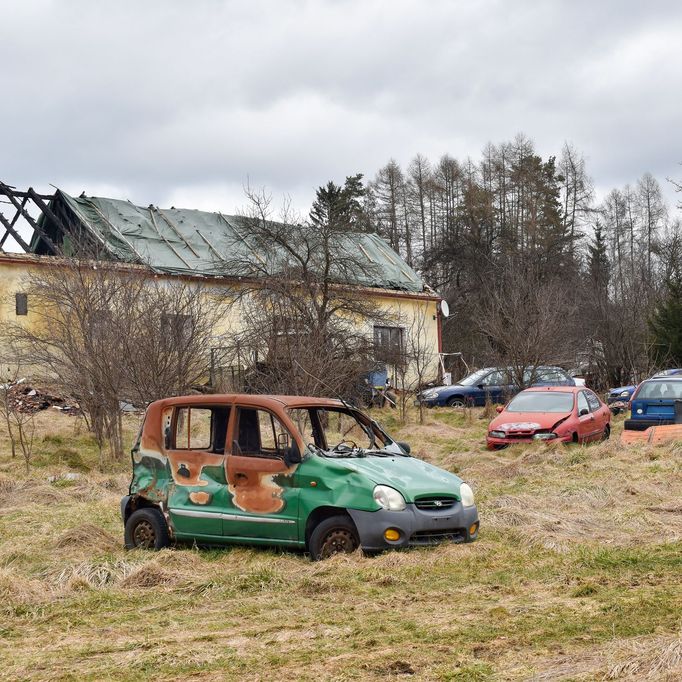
0 211 32 252
0 194 29 248
0 184 61 254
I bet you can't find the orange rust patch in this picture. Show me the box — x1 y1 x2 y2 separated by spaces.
226 455 296 514
189 491 212 505
167 451 224 486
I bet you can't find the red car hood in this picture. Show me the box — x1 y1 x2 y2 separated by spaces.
490 411 572 432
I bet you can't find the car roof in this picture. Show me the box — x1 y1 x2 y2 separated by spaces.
643 376 682 382
148 394 347 410
520 386 583 394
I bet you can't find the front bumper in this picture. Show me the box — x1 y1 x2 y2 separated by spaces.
414 397 438 407
348 502 479 552
486 433 573 449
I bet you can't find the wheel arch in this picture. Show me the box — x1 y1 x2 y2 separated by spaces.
121 494 163 525
304 506 356 550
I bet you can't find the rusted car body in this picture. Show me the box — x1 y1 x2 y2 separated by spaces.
121 394 479 559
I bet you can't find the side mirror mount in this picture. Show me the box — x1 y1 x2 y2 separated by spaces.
397 441 411 454
579 408 589 416
496 405 504 414
284 441 302 466
477 383 484 390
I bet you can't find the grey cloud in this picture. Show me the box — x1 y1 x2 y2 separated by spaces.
1 0 681 214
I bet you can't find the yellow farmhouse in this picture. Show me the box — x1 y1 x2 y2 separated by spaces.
0 187 444 387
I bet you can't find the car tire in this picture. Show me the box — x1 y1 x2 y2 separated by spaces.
124 508 170 550
602 424 610 441
447 396 467 408
309 515 359 561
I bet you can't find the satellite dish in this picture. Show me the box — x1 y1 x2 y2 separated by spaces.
440 299 450 317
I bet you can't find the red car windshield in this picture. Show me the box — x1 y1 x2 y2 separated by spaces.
506 392 574 413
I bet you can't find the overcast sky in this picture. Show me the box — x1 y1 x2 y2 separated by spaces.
1 0 681 242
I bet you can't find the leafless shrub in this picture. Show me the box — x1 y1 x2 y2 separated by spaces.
3 260 224 463
0 367 36 473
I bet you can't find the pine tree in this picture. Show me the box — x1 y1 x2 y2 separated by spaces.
588 221 610 293
649 276 682 366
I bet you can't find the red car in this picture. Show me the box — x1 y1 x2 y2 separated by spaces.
486 386 611 449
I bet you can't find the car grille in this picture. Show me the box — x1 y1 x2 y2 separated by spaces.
410 529 465 545
414 496 457 511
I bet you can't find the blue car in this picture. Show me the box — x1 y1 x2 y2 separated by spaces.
624 375 682 430
606 369 682 406
417 366 575 408
606 385 637 405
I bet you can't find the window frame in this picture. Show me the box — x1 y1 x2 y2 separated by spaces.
232 406 293 460
373 325 404 364
15 293 28 316
171 405 229 453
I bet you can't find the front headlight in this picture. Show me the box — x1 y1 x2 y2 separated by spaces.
619 390 630 397
421 389 438 399
373 485 406 511
459 482 475 507
489 430 505 438
532 432 558 440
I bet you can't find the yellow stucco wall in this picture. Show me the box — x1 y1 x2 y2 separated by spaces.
0 254 442 386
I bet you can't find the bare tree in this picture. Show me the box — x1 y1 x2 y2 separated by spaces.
475 262 579 388
4 260 223 464
219 185 394 399
394 306 436 424
0 367 36 473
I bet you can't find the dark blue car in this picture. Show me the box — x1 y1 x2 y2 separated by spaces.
624 375 682 430
417 366 575 408
606 385 637 405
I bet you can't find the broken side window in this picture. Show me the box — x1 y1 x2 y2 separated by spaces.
234 408 291 458
174 406 229 453
15 293 28 316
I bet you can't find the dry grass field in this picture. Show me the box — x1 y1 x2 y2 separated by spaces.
0 406 681 681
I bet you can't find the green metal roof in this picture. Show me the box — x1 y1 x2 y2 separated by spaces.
32 191 425 293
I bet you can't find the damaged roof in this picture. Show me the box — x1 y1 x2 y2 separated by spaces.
30 190 426 293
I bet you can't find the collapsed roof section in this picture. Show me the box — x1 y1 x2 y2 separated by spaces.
22 190 425 293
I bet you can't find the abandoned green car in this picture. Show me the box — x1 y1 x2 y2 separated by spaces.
121 394 479 559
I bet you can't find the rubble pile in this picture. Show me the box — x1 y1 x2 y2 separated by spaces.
1 380 81 415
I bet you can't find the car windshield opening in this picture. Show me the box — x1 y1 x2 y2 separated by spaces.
288 407 388 452
506 392 574 413
459 369 491 386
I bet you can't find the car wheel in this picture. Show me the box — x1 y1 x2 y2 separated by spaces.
309 515 359 561
602 424 610 441
124 508 170 550
447 396 467 408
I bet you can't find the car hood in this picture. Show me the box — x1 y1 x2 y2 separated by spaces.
490 411 572 431
609 385 636 395
330 455 463 502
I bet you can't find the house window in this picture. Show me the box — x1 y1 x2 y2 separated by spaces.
373 325 403 363
162 313 192 343
15 293 28 316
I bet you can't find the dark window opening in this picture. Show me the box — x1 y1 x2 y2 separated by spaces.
173 406 230 453
15 293 28 316
234 408 291 458
162 313 192 343
373 325 404 363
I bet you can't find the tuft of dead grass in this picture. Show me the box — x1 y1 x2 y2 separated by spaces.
54 523 119 552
